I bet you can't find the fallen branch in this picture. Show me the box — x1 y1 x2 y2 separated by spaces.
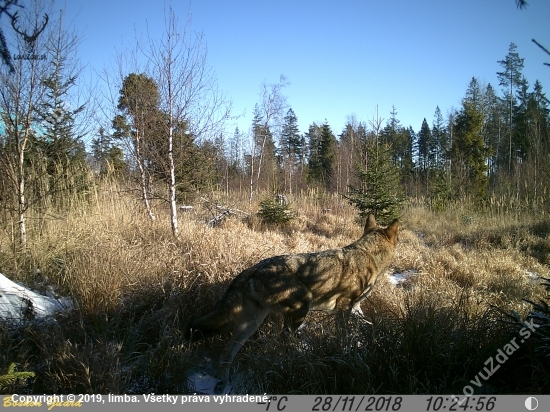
201 197 249 227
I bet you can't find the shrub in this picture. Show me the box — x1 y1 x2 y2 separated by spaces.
258 195 295 225
0 363 35 393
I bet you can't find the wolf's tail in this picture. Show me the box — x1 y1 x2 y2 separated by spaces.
185 278 245 340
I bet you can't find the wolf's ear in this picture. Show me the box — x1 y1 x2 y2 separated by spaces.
384 219 399 243
364 214 377 234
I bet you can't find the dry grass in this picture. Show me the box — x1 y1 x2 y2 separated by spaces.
1 184 549 394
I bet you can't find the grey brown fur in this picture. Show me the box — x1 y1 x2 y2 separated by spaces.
186 214 399 389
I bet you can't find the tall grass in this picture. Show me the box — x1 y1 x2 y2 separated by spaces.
0 184 549 394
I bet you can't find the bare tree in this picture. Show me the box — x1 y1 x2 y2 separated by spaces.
248 75 288 204
0 1 53 249
0 1 90 253
142 6 233 236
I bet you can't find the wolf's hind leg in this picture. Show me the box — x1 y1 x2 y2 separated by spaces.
282 285 312 333
284 299 311 332
217 305 270 391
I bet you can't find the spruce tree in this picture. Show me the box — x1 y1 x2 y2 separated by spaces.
432 106 447 169
280 108 302 192
33 10 88 208
91 127 126 177
318 121 337 191
514 76 532 161
417 118 432 173
428 106 450 208
451 100 489 201
306 123 322 185
346 133 403 224
483 84 503 177
281 108 301 162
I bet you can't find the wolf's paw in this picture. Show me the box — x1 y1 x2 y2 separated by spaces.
214 378 231 394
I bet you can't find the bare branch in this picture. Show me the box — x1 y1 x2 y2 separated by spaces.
532 38 550 67
515 0 528 10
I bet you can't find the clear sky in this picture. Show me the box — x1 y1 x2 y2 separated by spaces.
56 0 550 140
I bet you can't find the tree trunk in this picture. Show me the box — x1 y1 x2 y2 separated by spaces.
18 156 27 249
168 77 178 237
135 130 156 221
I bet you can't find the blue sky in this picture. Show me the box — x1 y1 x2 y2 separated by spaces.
55 0 550 140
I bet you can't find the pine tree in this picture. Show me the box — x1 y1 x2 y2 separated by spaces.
497 42 525 171
90 127 125 177
116 72 161 220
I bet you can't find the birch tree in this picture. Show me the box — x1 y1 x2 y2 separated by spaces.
248 75 288 204
143 7 232 236
0 1 51 249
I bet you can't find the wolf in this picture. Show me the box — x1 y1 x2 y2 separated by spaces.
186 214 399 389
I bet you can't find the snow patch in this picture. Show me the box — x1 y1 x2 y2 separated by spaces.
525 270 540 282
187 371 222 394
387 269 417 286
0 273 72 324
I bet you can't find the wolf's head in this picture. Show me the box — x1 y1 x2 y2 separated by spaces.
362 214 399 246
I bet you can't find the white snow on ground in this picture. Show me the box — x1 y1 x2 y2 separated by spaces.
387 269 417 286
0 273 72 324
186 371 223 394
525 270 539 281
